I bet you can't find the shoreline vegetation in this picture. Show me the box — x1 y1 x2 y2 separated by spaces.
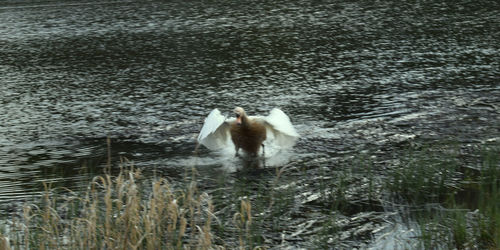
0 142 498 249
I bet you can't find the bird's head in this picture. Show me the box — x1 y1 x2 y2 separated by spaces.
234 107 245 125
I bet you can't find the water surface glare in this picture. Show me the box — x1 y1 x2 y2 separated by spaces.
1 0 499 247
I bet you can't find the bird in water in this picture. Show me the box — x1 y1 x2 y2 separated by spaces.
197 107 299 157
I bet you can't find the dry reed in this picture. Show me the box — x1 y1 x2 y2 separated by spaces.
0 161 255 249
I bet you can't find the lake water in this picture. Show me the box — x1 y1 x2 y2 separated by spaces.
1 0 499 247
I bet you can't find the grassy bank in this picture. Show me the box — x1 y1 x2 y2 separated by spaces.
0 143 499 249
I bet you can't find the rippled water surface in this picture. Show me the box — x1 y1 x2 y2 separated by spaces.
1 0 499 247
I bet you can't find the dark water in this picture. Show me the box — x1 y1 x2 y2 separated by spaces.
1 0 499 247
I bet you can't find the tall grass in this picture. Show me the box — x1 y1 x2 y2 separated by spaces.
0 142 498 249
476 148 500 248
0 161 256 249
388 143 500 249
387 143 461 204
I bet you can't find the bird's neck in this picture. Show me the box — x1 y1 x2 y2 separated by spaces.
240 115 250 127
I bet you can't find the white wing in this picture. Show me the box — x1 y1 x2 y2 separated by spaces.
262 108 299 148
197 109 231 150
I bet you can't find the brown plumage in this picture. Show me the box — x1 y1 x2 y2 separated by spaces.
229 107 266 156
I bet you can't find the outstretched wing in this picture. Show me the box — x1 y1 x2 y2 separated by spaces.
197 109 231 150
262 108 299 148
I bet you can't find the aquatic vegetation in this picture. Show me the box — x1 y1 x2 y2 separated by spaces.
0 161 251 249
387 143 462 204
0 143 498 249
388 143 500 249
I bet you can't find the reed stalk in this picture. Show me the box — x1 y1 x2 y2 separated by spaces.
0 163 223 249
